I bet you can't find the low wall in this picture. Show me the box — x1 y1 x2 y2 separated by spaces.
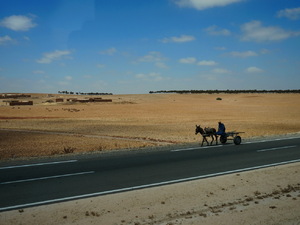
9 101 33 106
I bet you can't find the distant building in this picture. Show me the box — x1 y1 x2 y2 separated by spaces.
55 98 64 102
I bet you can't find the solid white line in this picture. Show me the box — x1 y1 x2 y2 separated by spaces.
171 145 222 152
173 136 300 152
171 147 201 152
0 160 77 170
257 145 297 152
0 171 94 185
245 136 300 144
1 158 300 212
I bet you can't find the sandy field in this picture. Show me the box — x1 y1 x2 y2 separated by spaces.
1 93 300 160
1 162 299 225
1 93 300 224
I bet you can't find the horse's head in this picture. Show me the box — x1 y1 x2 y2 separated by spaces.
195 125 204 135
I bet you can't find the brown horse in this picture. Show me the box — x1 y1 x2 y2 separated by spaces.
195 125 218 146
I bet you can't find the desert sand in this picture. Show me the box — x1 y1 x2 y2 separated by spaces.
1 93 300 159
0 93 300 224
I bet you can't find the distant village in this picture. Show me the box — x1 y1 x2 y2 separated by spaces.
0 93 112 106
58 91 113 95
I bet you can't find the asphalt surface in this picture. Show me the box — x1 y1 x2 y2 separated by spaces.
1 136 300 212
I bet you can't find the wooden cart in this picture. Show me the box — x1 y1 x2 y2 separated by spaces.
219 131 245 145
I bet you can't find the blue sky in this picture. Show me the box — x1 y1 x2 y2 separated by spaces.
0 0 299 94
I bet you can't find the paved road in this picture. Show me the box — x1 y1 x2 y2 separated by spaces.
1 137 300 212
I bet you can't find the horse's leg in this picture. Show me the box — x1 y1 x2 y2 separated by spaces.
215 135 218 145
202 136 207 146
204 136 209 146
210 135 214 145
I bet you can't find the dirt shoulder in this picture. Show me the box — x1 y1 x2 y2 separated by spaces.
1 162 299 225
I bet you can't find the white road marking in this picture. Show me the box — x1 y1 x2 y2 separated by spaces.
245 136 300 144
257 145 297 152
0 171 94 185
172 136 300 152
171 145 222 152
1 159 300 212
0 160 77 170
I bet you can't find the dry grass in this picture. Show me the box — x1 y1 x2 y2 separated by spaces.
0 131 156 160
0 93 300 159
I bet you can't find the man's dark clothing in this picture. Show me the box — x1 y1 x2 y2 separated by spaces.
216 122 226 135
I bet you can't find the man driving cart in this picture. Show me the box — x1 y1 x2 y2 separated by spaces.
216 121 242 145
216 121 226 135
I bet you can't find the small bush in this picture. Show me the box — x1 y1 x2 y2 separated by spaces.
63 146 75 154
254 191 261 196
216 97 222 101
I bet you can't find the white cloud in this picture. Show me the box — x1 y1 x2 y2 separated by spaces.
36 50 72 64
179 58 217 66
277 7 300 20
138 51 166 63
240 20 300 42
0 15 36 31
83 74 93 79
212 68 231 74
58 76 73 86
23 36 30 41
99 47 117 55
173 0 242 10
96 64 105 68
260 49 270 54
229 50 258 58
65 76 72 81
197 60 217 66
135 72 165 82
179 57 197 64
204 25 231 36
135 73 147 79
155 62 168 69
245 66 264 73
161 35 195 43
0 35 14 45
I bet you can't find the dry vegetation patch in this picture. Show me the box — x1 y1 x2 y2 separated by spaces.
0 130 156 160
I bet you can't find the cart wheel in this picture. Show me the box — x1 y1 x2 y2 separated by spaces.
234 136 241 145
220 136 227 144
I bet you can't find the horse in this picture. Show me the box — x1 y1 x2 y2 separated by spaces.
204 127 218 145
195 125 218 146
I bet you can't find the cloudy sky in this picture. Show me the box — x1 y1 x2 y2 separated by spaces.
0 0 299 94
